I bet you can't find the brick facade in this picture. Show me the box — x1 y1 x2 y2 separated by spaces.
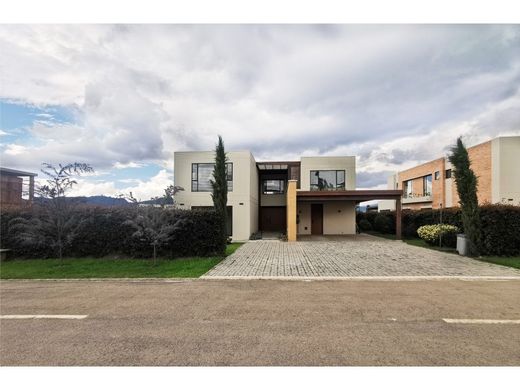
395 141 492 209
397 157 445 209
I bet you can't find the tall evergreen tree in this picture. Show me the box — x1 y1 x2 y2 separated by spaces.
448 137 482 255
210 135 228 249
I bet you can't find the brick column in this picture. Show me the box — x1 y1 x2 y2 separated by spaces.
286 180 297 242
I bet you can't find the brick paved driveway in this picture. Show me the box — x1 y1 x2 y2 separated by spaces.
203 235 520 278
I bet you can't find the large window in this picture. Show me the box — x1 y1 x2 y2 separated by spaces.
262 179 285 194
423 174 432 196
310 170 345 191
191 163 233 192
403 180 413 198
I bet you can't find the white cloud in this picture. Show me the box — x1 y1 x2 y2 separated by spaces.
1 25 519 191
68 169 173 200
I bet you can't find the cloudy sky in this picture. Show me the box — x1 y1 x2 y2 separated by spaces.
1 25 519 199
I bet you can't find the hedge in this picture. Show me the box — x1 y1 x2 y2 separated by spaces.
357 204 520 256
0 206 225 259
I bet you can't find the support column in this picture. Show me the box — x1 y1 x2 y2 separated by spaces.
286 180 297 242
396 198 402 240
29 176 35 203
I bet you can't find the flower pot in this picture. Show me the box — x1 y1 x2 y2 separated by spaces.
457 234 469 256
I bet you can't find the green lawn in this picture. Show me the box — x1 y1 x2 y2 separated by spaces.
403 238 458 254
0 243 243 279
476 256 520 270
365 232 519 269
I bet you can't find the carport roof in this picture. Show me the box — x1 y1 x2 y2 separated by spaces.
297 189 402 201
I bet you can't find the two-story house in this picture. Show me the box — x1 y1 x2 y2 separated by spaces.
379 136 520 211
174 151 402 241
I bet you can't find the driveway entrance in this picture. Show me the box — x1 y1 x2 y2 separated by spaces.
203 235 520 278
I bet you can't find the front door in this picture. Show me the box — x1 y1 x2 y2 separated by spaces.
311 204 323 234
261 206 286 232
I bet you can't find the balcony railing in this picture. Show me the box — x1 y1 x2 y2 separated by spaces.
402 192 432 204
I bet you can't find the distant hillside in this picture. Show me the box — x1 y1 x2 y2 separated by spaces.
34 196 129 206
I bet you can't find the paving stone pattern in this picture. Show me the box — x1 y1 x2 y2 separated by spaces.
204 238 520 278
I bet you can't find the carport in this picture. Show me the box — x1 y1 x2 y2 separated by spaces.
285 181 403 241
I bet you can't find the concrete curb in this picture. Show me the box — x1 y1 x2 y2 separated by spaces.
200 275 520 281
2 276 520 283
0 278 197 283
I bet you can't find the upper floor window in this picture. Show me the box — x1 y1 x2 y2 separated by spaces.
403 179 413 198
191 163 233 192
434 171 440 180
262 179 285 194
445 169 452 179
310 170 345 191
423 174 432 196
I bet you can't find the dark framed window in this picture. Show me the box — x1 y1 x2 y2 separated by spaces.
262 179 285 194
445 169 452 179
434 171 440 180
403 179 413 198
191 163 233 192
310 170 345 191
423 174 432 196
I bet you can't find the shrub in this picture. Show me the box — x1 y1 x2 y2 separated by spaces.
417 224 459 247
479 204 520 256
374 214 392 233
358 219 372 231
1 206 225 259
356 204 519 255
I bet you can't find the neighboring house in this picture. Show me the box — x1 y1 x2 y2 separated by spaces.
379 136 520 211
0 167 37 208
174 151 402 241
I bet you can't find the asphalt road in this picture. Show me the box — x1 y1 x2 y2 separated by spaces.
1 279 519 366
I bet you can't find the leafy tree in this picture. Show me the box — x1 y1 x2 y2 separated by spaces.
448 137 482 255
150 185 184 207
9 162 94 261
122 207 175 265
210 135 228 250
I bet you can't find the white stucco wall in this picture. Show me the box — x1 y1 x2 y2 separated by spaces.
297 201 356 235
323 201 356 234
492 136 520 206
297 203 311 235
173 151 258 241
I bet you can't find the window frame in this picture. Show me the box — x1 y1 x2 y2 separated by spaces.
191 162 233 192
309 170 346 191
434 171 440 180
423 174 432 196
262 179 285 195
403 179 413 198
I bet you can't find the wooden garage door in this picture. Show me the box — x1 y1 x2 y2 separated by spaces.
260 206 286 232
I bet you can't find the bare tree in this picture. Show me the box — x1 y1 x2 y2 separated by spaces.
9 162 94 262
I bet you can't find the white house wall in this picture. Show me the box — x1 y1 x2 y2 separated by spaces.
174 151 257 241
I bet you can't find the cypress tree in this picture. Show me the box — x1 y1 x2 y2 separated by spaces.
448 137 482 255
211 135 228 250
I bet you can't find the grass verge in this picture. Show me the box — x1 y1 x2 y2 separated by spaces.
0 243 243 279
475 256 520 270
365 232 519 269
